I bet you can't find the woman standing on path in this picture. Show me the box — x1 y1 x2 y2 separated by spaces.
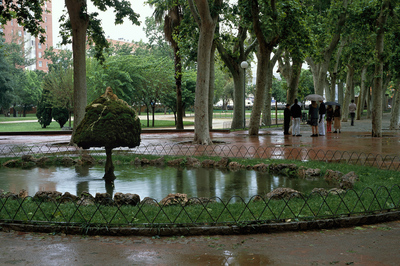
333 105 341 133
326 105 333 133
318 100 326 136
309 101 319 137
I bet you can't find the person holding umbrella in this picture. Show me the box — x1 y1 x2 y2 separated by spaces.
309 100 319 137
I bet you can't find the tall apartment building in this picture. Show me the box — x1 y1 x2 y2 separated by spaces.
0 1 53 72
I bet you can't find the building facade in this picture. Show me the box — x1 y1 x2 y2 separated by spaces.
0 1 53 72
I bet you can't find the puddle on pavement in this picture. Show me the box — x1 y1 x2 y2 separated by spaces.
355 134 396 138
0 165 335 202
187 251 272 265
177 140 227 145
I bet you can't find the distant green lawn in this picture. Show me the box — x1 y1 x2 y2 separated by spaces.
0 114 37 122
0 119 193 132
0 121 72 132
140 120 194 128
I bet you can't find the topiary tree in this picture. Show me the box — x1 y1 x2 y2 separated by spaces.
36 89 52 128
52 107 69 128
73 87 141 183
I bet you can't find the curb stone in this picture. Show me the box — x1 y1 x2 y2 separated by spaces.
1 210 399 236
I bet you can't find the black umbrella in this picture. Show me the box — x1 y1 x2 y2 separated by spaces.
325 101 340 106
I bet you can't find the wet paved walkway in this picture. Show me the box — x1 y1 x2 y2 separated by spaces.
1 113 400 265
1 220 400 265
1 113 399 157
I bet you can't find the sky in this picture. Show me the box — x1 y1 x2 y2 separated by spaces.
52 0 154 46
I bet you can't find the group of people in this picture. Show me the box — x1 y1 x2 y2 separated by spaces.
308 100 342 136
284 99 357 137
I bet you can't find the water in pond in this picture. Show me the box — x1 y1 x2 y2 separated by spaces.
0 165 335 202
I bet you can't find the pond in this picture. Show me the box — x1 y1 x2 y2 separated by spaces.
0 165 336 202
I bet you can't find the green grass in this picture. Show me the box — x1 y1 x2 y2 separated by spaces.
0 120 194 132
0 114 37 122
140 120 194 128
0 121 69 132
1 186 399 227
210 110 285 119
0 110 288 132
1 154 399 229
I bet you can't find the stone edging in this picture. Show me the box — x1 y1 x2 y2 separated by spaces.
1 210 399 236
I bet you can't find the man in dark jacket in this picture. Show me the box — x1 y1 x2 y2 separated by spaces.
284 104 291 135
290 99 302 136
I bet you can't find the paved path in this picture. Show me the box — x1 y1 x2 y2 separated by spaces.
2 113 398 157
1 220 400 265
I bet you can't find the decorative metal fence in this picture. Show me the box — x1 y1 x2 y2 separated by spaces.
1 143 399 171
1 186 400 235
1 142 400 235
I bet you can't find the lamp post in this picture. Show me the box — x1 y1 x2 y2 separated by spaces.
241 61 249 129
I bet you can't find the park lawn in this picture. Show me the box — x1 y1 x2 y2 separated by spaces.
0 120 193 132
0 114 37 122
0 121 68 132
140 120 194 128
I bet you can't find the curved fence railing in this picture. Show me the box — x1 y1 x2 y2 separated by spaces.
1 185 400 235
1 143 399 171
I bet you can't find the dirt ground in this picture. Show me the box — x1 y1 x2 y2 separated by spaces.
1 220 400 265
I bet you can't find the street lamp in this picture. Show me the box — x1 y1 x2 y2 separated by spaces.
241 61 249 129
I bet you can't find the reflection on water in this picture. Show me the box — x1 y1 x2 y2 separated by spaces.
0 165 335 202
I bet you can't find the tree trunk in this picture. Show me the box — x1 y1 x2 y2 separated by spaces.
248 0 277 135
249 48 270 135
104 147 116 183
307 59 331 96
367 87 372 119
145 103 150 127
389 81 400 129
208 43 216 130
338 82 344 106
68 110 72 128
329 40 346 102
152 104 155 127
174 43 184 130
262 64 273 126
357 65 368 120
193 26 214 144
277 51 301 105
190 0 221 144
173 111 177 125
231 67 245 129
215 34 257 130
382 74 391 112
329 73 337 102
342 64 354 122
262 49 283 126
286 59 302 104
66 0 89 144
372 0 390 137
